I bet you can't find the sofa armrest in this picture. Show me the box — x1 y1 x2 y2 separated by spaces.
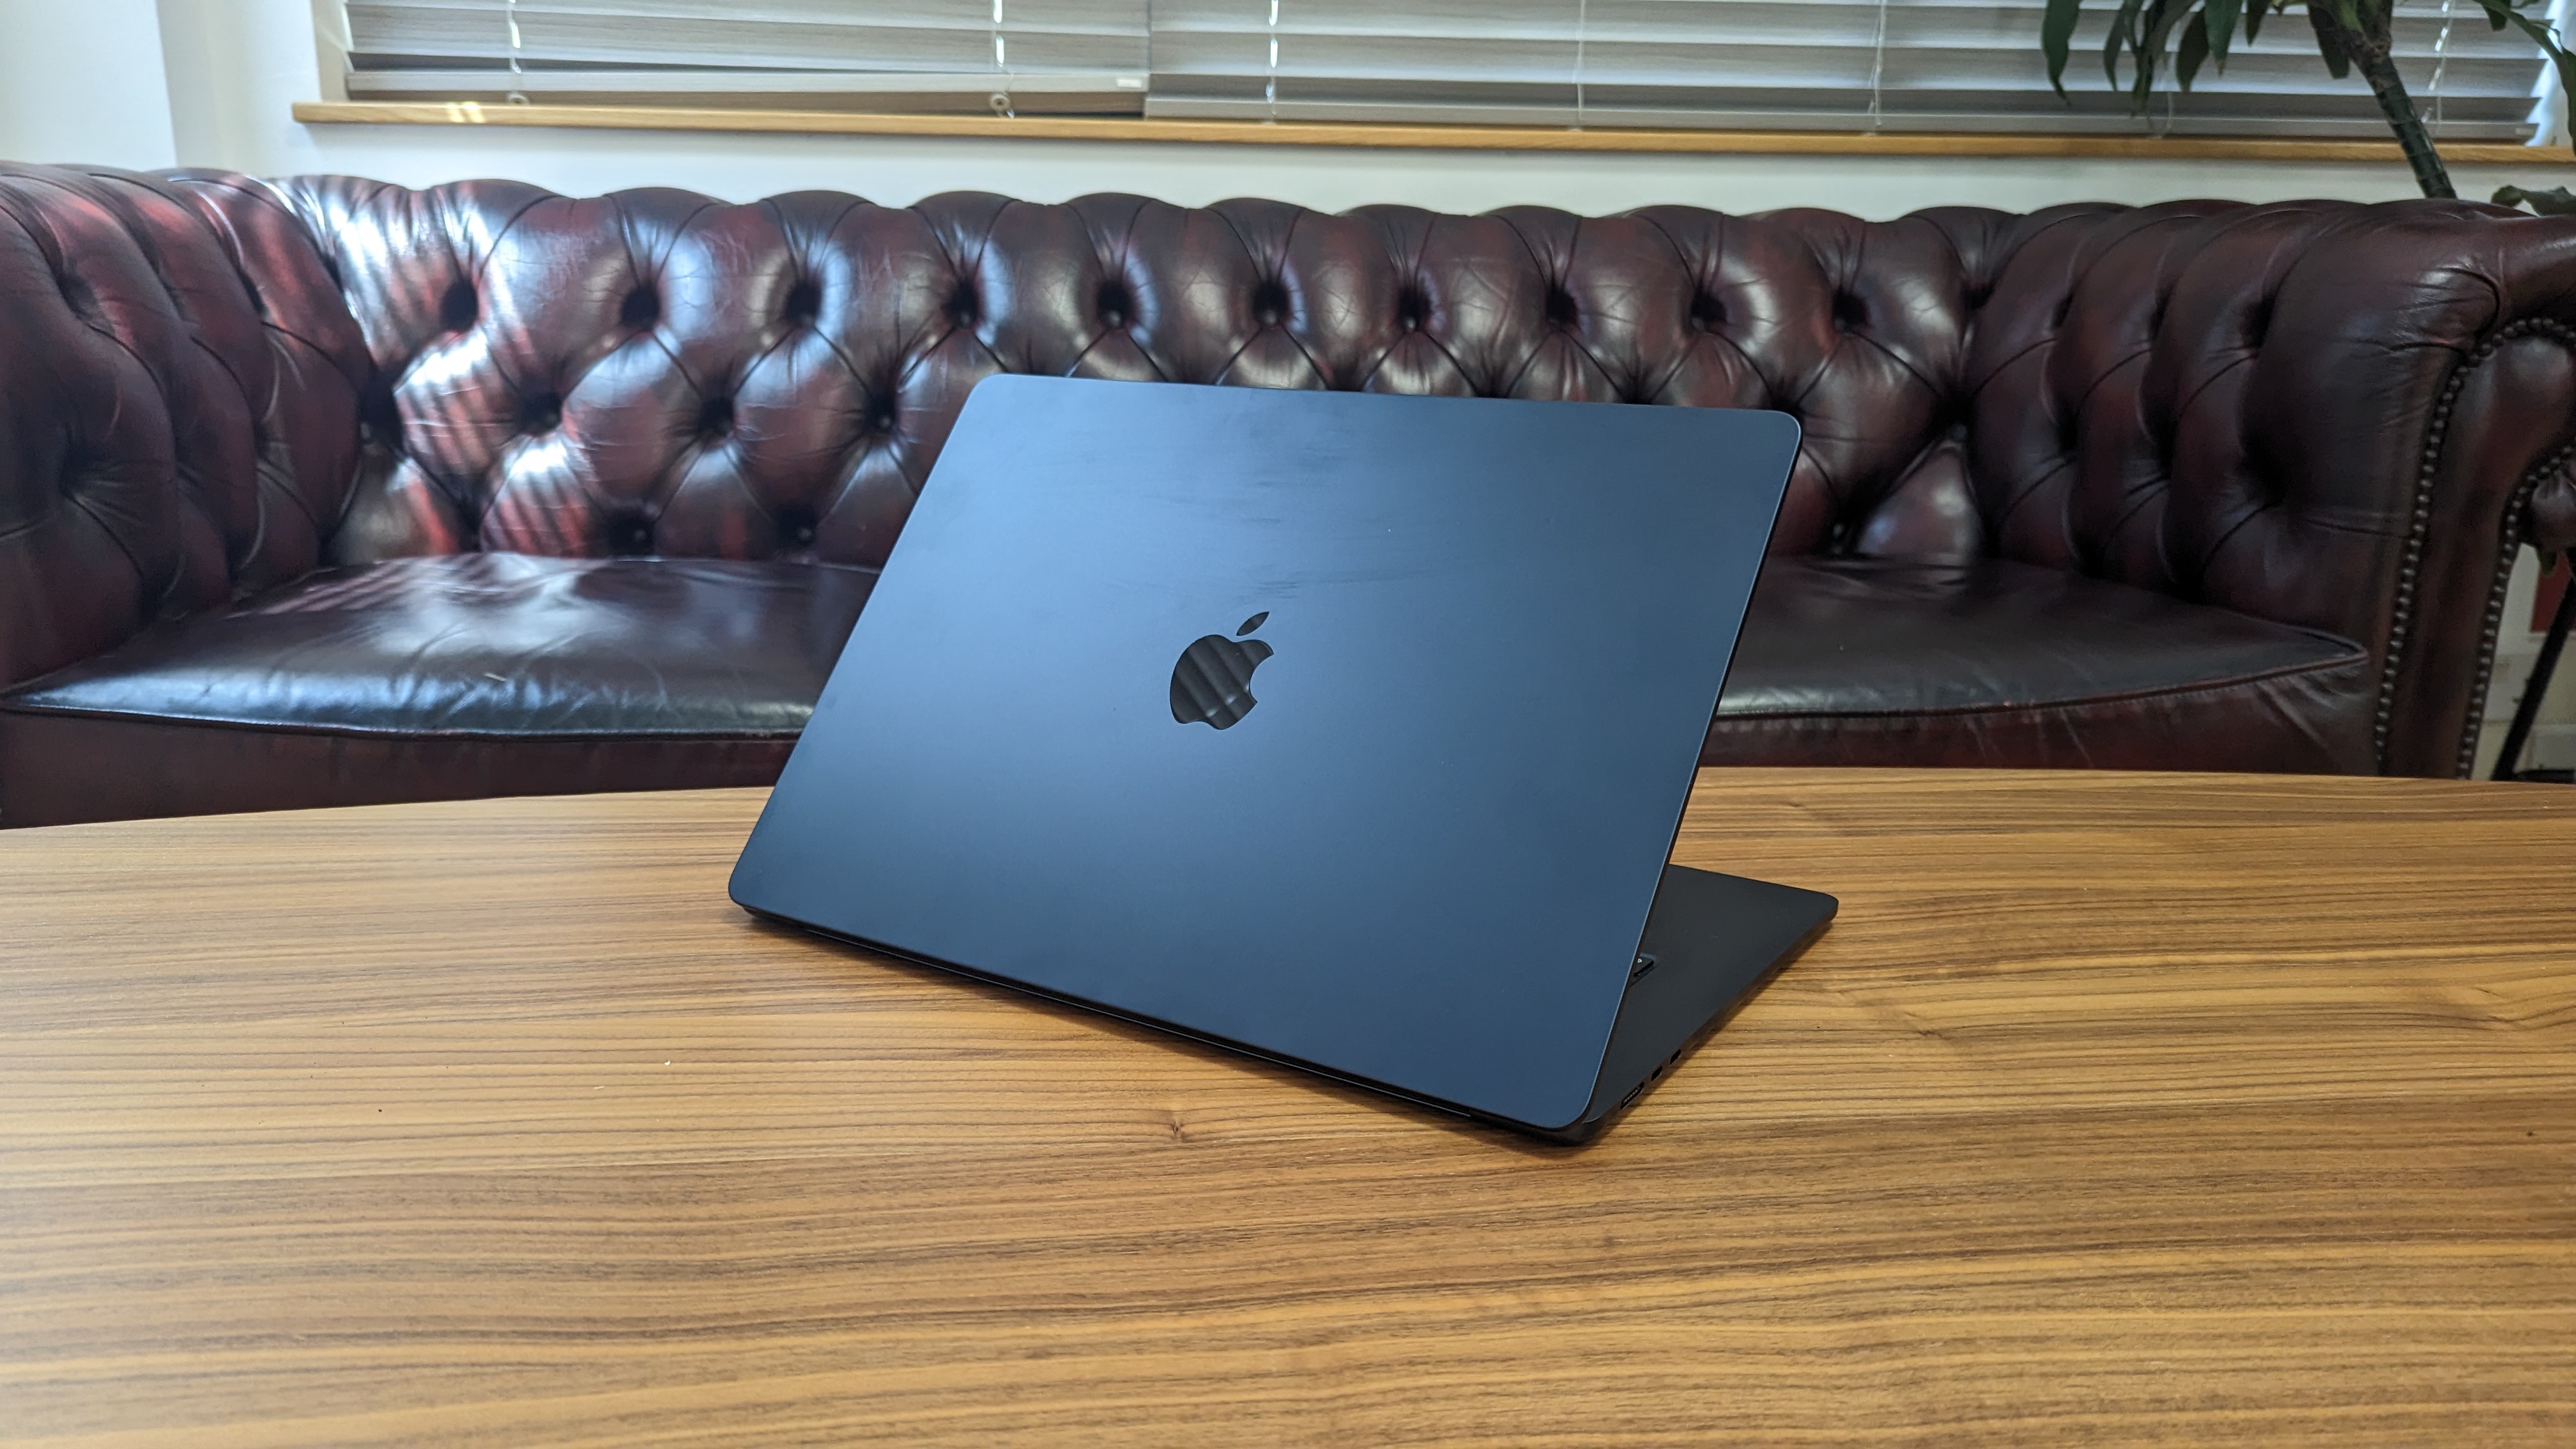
1970 199 2576 778
0 165 191 691
2256 205 2576 776
0 165 369 694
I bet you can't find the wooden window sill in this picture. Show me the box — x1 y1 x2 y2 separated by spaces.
293 101 2572 166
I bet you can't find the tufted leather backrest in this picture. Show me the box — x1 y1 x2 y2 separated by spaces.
246 178 2101 574
234 180 2576 609
0 165 367 689
12 168 2576 775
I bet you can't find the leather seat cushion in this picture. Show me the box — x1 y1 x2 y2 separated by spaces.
1707 558 2377 772
0 553 2372 828
0 555 875 826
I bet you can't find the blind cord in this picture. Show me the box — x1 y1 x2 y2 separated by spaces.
1267 0 1281 122
503 0 527 104
990 0 1015 118
2430 0 2457 135
1573 0 1588 130
1866 0 1889 130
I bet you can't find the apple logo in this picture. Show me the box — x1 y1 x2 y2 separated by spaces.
1170 611 1273 729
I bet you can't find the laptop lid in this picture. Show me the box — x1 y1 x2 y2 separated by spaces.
731 376 1800 1134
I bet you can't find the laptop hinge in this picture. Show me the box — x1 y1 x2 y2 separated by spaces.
1570 864 1837 1131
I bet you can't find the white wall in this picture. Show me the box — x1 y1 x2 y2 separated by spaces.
0 0 178 169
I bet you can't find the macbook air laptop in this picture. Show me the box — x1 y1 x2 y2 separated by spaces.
730 376 1835 1142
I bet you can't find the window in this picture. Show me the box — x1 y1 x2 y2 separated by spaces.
331 1 2554 141
338 3 1153 114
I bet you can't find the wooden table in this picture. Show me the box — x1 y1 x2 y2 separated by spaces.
3 770 2572 1444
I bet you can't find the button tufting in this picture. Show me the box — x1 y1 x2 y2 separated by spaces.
1251 278 1289 328
519 393 564 434
782 276 821 325
52 271 95 318
358 380 404 453
620 285 660 330
696 394 734 438
604 516 654 556
440 277 477 332
1096 279 1131 330
2244 296 2273 346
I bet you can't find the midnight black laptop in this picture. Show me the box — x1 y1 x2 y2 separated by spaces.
730 376 1835 1142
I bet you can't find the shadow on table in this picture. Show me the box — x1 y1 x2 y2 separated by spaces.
733 911 1790 1162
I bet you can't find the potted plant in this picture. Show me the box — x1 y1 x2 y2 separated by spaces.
2042 0 2576 203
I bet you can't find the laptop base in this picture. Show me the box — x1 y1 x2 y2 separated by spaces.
1545 865 1839 1142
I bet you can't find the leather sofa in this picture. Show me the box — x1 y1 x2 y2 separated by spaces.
3 164 2572 827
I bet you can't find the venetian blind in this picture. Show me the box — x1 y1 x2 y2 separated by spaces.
1147 0 2549 138
335 2 1153 114
331 1 2554 139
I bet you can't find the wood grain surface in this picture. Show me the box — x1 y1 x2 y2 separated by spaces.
290 100 2576 166
1 769 2570 1445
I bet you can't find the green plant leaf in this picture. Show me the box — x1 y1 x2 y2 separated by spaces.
2043 0 2084 94
2103 0 2143 89
2245 0 2271 42
2310 1 2353 79
2202 0 2242 65
2133 0 2186 107
2310 0 2366 79
2494 184 2576 215
2475 0 2568 60
2177 7 2213 88
2141 0 2191 66
2472 0 2576 152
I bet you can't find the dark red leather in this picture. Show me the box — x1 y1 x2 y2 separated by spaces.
4 164 2573 825
0 549 2363 825
1713 558 2375 771
234 178 2576 769
0 166 367 681
0 554 871 825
